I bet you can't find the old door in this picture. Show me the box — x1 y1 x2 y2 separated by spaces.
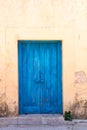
18 41 62 114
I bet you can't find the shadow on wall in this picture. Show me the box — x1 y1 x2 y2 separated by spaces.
0 93 17 117
69 93 87 119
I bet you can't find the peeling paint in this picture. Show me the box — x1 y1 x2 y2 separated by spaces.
0 93 8 117
0 93 17 117
69 94 87 119
7 101 18 117
75 71 87 84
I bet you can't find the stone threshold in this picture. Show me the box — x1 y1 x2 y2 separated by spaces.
0 114 87 126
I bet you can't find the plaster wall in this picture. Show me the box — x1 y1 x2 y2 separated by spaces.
0 0 87 118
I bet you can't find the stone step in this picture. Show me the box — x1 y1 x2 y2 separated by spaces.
0 115 66 126
0 114 86 126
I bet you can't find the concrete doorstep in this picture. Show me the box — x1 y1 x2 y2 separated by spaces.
0 115 87 130
0 114 71 126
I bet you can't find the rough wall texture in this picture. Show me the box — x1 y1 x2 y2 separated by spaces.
0 0 87 118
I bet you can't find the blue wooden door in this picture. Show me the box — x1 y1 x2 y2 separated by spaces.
18 41 62 114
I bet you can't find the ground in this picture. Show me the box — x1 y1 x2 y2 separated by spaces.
0 124 87 130
0 115 87 130
0 126 73 130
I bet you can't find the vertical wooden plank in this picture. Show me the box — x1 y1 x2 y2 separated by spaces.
40 42 45 112
33 42 40 83
31 42 35 107
33 42 40 112
27 42 32 106
22 43 28 107
57 42 63 113
45 43 50 106
18 41 23 114
50 43 58 113
40 43 45 83
41 42 52 113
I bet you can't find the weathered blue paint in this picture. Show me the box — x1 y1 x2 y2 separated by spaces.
18 40 62 114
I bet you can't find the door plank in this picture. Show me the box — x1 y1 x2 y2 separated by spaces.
57 43 63 113
22 43 28 106
18 42 23 114
27 43 32 106
50 43 58 113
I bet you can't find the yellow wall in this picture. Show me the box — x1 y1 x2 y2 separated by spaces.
0 0 87 118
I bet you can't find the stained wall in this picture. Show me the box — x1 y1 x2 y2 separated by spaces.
0 0 87 118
